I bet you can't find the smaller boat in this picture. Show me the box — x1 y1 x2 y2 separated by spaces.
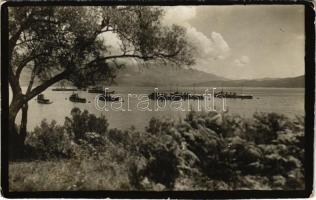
37 94 52 104
69 93 86 103
148 91 204 101
215 90 253 99
98 94 120 102
88 86 115 94
188 94 204 100
52 88 77 91
236 94 253 99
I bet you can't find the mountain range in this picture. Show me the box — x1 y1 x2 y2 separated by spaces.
114 65 227 87
19 65 304 88
115 65 304 88
189 75 304 88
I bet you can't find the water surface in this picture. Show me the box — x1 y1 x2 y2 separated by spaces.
12 86 304 131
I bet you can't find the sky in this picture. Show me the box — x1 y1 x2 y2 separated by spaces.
162 5 305 79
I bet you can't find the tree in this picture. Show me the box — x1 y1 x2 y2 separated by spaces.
8 6 195 159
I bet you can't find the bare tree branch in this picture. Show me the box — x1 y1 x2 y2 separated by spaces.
26 69 70 101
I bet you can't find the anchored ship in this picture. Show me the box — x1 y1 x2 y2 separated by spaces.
37 94 52 104
69 93 86 103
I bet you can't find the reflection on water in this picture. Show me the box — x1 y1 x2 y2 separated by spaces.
12 87 304 131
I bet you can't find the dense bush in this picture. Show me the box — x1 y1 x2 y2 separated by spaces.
25 120 73 159
12 108 305 191
26 108 109 159
64 107 109 142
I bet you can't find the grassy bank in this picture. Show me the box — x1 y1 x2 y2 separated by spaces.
9 108 305 191
9 159 130 191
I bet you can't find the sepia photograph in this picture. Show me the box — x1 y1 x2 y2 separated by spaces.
1 1 314 198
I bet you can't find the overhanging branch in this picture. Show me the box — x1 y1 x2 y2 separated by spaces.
26 70 70 101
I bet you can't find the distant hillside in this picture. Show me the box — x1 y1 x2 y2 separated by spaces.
19 64 304 88
191 75 304 88
115 64 227 86
19 65 226 87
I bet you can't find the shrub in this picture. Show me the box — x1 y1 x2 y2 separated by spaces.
64 107 109 142
16 109 304 191
246 112 292 144
25 120 73 159
127 118 180 190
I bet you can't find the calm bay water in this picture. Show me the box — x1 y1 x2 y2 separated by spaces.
13 86 304 131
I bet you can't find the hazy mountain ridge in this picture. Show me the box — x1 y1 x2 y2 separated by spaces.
116 65 304 88
19 65 304 88
191 75 304 88
115 65 227 86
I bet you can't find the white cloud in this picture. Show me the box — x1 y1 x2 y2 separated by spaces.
100 7 232 74
233 56 250 66
212 32 229 51
163 6 231 68
185 28 230 60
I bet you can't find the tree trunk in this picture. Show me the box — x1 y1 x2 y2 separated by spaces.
8 97 25 160
19 103 28 146
8 68 69 160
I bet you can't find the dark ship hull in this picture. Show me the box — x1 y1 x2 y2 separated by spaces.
69 94 86 103
215 93 253 99
98 95 120 102
37 94 52 104
52 88 77 91
148 92 204 101
88 88 115 94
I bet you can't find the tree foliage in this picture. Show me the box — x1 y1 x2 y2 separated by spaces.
9 6 195 96
8 6 196 158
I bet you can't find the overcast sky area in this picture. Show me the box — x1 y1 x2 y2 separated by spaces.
162 5 305 79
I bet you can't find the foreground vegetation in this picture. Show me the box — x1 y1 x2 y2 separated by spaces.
9 108 305 191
